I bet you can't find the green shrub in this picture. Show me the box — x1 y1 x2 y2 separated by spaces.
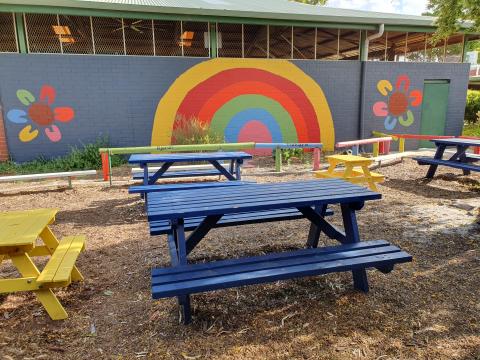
0 137 126 175
465 90 480 123
172 114 224 145
463 122 480 137
272 148 306 164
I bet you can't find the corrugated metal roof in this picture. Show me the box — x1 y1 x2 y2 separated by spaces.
2 0 439 27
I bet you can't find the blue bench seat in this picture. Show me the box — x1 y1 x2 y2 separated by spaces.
152 240 412 298
133 169 223 180
129 181 255 194
414 157 479 172
149 207 334 235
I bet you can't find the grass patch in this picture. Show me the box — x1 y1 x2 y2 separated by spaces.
0 138 126 175
463 122 480 137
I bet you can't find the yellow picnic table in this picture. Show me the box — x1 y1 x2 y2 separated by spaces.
0 209 85 320
314 154 384 191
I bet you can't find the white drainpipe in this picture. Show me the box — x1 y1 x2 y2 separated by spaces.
363 24 385 60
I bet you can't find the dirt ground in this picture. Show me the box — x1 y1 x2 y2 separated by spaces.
0 157 479 360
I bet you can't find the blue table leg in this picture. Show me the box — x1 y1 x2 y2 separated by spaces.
171 219 192 324
426 144 447 178
236 159 243 180
229 160 234 175
148 161 174 185
306 205 328 248
449 145 471 175
210 160 236 181
142 164 149 186
340 203 369 292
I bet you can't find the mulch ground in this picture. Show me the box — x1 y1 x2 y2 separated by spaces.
0 158 479 360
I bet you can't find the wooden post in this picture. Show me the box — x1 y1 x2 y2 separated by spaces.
275 147 282 172
101 152 109 181
108 151 113 186
313 148 321 170
372 143 379 157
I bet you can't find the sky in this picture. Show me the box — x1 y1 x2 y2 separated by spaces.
326 0 428 15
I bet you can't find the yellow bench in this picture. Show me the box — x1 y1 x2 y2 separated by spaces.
314 154 384 191
37 235 86 286
0 209 86 320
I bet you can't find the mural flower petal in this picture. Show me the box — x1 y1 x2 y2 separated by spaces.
54 107 74 122
16 89 35 106
45 125 62 142
384 116 397 131
396 74 410 92
399 110 414 127
377 80 392 96
19 125 38 142
40 85 56 105
373 101 388 117
7 109 28 124
409 90 423 106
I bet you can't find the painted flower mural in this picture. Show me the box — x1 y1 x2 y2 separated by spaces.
7 85 74 142
373 74 423 131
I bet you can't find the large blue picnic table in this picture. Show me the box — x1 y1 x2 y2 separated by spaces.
147 179 412 324
129 151 252 185
413 138 480 178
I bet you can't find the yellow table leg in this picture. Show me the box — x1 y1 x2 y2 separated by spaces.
343 164 354 178
9 253 68 320
360 165 378 191
40 227 84 282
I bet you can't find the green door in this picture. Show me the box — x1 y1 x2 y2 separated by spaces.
419 80 450 148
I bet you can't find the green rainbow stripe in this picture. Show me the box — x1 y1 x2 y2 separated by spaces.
209 94 298 143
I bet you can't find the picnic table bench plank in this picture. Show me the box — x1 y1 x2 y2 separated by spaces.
132 170 223 180
152 240 391 276
149 207 334 235
129 181 255 194
152 241 411 298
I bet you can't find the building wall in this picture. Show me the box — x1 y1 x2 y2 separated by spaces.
0 54 470 162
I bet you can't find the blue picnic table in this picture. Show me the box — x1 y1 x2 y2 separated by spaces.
129 151 252 185
413 138 480 178
147 179 412 324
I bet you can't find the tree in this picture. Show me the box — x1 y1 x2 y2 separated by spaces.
427 0 480 37
293 0 328 5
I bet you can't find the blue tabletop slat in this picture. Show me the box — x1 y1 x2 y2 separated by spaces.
147 186 371 214
129 152 253 164
147 180 361 210
431 138 480 146
147 179 380 221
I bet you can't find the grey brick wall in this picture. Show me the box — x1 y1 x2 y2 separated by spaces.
0 54 470 162
362 61 469 149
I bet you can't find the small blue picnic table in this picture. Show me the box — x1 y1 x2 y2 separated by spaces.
146 179 412 324
129 151 252 185
413 138 480 178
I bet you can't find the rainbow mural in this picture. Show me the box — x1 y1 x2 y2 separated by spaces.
151 58 335 151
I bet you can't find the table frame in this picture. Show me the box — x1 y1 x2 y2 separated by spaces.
129 152 252 185
165 199 370 323
0 212 83 320
426 139 479 178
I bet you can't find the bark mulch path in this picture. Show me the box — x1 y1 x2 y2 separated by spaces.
0 158 479 360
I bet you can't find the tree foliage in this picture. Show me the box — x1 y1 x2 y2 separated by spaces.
427 0 480 37
292 0 328 5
